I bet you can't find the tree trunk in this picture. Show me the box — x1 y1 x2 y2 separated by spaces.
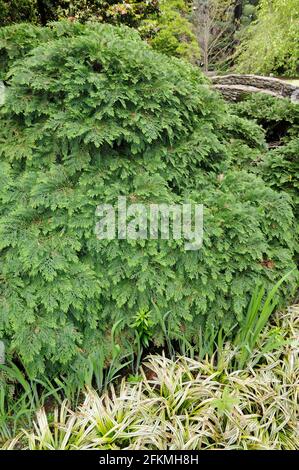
234 0 243 21
36 0 47 25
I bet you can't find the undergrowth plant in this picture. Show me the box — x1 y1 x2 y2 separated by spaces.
233 269 295 369
0 360 62 441
3 305 298 450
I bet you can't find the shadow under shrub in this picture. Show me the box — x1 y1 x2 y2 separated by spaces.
231 93 299 145
0 22 297 377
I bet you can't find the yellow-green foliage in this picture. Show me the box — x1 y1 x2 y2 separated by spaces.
236 0 299 77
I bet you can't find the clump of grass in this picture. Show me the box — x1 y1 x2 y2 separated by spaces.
3 306 298 450
233 270 295 369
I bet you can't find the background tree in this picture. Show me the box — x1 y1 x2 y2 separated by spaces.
236 0 299 77
0 0 39 26
0 0 198 62
192 0 236 72
0 1 160 27
55 0 159 27
140 0 200 62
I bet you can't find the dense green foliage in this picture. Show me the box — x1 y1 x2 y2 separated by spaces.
0 20 140 76
0 23 52 75
232 93 299 141
238 0 258 27
231 94 299 221
1 1 298 75
141 0 200 62
236 0 299 77
261 139 299 219
0 1 198 63
0 22 297 377
0 1 160 27
0 0 39 26
54 0 160 26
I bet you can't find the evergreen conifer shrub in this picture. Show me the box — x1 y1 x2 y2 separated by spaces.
232 95 299 223
231 94 299 144
0 23 297 376
0 21 140 76
261 138 299 220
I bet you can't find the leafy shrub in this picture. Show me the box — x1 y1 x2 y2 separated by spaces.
261 138 299 218
54 0 160 27
0 22 297 376
0 1 199 64
140 0 200 63
231 93 299 143
232 95 299 223
0 20 140 77
0 23 51 76
0 1 160 28
220 112 267 169
0 0 39 27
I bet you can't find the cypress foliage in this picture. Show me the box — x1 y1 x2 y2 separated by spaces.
0 22 297 376
232 94 299 221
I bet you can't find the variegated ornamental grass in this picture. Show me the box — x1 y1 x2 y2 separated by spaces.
4 306 298 450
